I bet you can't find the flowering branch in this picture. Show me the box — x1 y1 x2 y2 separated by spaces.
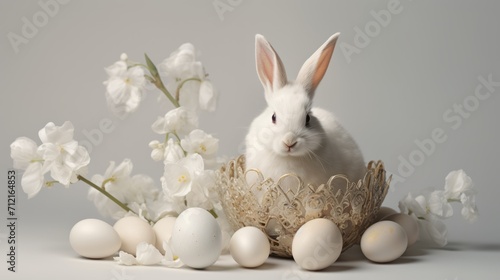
76 175 147 220
175 77 202 102
399 170 478 247
144 53 180 108
12 43 230 254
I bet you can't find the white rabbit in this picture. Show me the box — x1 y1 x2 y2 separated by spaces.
245 33 366 191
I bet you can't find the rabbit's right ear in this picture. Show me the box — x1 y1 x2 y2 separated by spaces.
255 34 287 94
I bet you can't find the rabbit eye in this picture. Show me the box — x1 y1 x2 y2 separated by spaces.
306 114 311 127
272 113 276 124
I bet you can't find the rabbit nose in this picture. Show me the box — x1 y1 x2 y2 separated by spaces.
283 133 298 150
284 141 297 149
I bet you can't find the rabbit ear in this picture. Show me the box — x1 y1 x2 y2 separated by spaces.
255 34 287 93
296 33 340 97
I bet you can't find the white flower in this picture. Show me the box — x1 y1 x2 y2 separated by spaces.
199 80 217 112
20 162 45 199
162 241 184 268
144 192 180 221
10 137 42 170
161 153 204 198
10 137 47 198
88 159 134 219
114 242 164 266
37 121 90 186
181 129 219 168
135 243 164 265
163 139 185 164
416 217 448 247
444 169 474 200
161 43 203 82
88 159 163 221
160 43 217 112
149 140 165 162
151 107 198 137
427 190 453 218
460 192 478 222
398 193 428 218
114 251 139 266
104 60 146 118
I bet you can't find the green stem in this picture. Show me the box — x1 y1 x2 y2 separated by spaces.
165 132 188 156
208 208 218 219
77 175 152 223
175 77 202 102
101 177 115 190
143 53 180 108
154 77 180 108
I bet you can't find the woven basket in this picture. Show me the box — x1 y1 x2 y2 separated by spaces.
216 155 391 257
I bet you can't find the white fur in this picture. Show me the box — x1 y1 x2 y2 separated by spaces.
245 33 366 189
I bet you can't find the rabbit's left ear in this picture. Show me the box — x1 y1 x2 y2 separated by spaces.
255 34 287 94
296 33 340 97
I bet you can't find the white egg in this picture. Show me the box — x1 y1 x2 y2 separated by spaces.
153 216 177 254
361 221 407 263
292 218 343 271
375 206 398 221
171 207 222 269
230 226 270 268
384 213 420 246
113 216 156 255
69 219 121 259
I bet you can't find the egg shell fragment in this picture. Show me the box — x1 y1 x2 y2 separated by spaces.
69 219 121 259
292 218 343 271
171 207 222 269
361 221 408 263
113 216 156 255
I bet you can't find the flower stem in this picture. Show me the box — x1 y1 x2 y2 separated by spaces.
77 175 152 223
144 53 180 108
155 77 180 108
208 208 218 219
175 77 201 102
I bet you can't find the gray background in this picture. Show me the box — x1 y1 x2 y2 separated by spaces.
1 0 499 259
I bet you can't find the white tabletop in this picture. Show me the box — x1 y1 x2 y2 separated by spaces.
3 224 498 280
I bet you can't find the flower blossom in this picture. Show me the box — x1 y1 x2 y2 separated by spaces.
10 121 90 198
104 57 146 118
88 159 161 221
163 139 185 164
151 106 198 137
444 169 474 200
161 153 204 198
38 122 90 186
398 169 478 247
114 241 183 268
10 137 45 198
181 129 219 168
115 242 164 266
160 43 217 112
460 192 478 222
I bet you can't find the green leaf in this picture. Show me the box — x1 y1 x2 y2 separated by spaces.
144 53 159 77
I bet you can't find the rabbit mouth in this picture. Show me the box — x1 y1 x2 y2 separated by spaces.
276 140 307 157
